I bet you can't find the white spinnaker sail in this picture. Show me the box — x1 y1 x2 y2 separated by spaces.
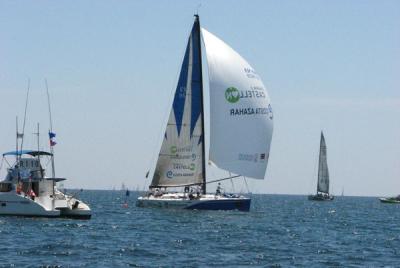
317 132 329 194
201 28 273 180
151 21 204 188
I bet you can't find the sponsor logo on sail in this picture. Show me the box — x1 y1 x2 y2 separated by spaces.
268 104 273 120
170 153 197 161
170 146 177 154
238 153 259 162
172 163 196 171
225 87 240 103
170 145 193 154
244 67 260 80
225 86 266 104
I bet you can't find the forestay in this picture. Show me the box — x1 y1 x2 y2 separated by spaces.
201 28 273 180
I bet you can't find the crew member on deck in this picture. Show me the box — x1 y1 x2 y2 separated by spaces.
216 183 222 196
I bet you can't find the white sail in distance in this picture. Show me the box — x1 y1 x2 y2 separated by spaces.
201 28 274 180
317 132 329 194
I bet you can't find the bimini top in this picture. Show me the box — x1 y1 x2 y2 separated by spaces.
2 150 53 157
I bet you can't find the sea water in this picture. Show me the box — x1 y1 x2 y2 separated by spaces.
0 191 399 267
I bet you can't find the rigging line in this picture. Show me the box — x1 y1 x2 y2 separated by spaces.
4 157 11 168
229 171 235 193
243 176 250 194
19 79 31 156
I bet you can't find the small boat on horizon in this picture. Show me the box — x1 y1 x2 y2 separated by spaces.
308 131 334 201
136 15 274 211
379 195 400 204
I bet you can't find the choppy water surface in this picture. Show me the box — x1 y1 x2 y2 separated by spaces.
0 191 399 267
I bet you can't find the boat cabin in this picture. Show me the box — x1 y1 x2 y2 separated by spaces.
1 150 54 197
6 157 45 182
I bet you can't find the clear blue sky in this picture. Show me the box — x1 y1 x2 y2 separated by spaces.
1 1 399 196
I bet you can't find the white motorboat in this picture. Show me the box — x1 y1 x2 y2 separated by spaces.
0 150 91 219
0 81 91 218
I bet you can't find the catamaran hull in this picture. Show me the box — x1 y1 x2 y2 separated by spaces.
59 201 91 219
0 193 91 218
0 193 60 217
137 196 251 212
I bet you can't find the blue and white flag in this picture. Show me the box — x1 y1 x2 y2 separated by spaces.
49 132 57 146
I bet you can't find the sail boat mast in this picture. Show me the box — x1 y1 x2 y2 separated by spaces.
45 79 56 178
194 14 207 194
34 123 42 165
19 79 30 160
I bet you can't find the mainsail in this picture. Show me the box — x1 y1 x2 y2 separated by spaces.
317 132 329 194
151 17 205 188
201 28 273 180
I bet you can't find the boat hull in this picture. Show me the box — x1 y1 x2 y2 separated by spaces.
137 194 251 212
59 199 91 219
379 197 400 204
308 194 334 201
0 192 91 219
0 192 60 217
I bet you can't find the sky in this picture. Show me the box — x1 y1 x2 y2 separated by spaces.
0 1 399 196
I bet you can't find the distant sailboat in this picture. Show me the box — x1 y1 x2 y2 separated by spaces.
136 15 273 211
308 132 334 201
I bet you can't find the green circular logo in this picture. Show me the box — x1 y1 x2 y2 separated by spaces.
225 87 240 103
190 163 195 171
170 146 177 154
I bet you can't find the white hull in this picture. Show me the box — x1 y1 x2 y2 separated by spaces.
0 192 60 217
59 197 91 219
0 191 91 219
137 193 251 211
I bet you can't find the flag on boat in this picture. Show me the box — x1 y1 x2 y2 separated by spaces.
49 132 57 146
17 132 24 138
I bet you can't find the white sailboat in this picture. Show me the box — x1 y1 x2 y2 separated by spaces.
0 83 91 218
137 15 273 211
308 132 334 201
